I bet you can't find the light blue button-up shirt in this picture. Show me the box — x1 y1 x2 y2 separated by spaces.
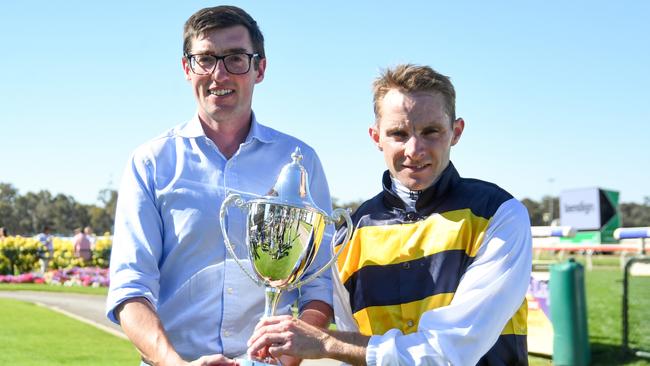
106 113 334 361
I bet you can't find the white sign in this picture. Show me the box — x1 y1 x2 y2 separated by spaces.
560 188 601 230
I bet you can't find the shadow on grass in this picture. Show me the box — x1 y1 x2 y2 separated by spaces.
529 344 650 366
591 342 650 365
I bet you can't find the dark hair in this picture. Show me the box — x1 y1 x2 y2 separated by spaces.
183 6 265 60
373 64 456 125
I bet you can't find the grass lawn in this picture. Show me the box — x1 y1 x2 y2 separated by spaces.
0 298 139 365
529 255 650 365
0 282 108 295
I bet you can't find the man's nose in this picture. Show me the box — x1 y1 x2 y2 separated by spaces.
404 136 425 159
211 59 229 81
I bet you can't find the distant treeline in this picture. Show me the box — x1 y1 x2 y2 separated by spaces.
1 182 648 236
0 183 116 236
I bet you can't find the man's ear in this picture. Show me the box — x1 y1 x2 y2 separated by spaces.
369 124 382 151
254 57 266 84
182 57 192 81
451 118 465 146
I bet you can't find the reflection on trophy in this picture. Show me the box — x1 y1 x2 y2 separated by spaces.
219 147 353 366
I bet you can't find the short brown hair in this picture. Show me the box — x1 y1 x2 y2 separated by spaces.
183 6 265 59
373 64 456 124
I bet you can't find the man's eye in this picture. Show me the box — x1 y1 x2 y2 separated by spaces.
388 131 408 139
195 55 215 65
226 54 246 63
422 128 439 136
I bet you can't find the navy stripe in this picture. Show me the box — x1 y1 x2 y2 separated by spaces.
344 250 474 314
429 178 512 220
477 334 528 366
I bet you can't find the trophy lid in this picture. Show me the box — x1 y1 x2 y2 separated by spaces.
265 147 322 212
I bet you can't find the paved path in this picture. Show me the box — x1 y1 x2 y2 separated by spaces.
0 290 338 365
0 290 124 337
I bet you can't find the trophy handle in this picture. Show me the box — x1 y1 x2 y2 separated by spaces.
219 193 263 287
285 207 354 291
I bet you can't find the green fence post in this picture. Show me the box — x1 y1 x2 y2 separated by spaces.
550 259 591 365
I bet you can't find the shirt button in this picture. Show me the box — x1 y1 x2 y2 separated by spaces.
403 262 410 269
227 287 234 294
406 320 414 327
224 330 230 337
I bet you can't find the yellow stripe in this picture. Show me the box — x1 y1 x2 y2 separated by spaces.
336 209 489 285
337 209 524 338
500 299 528 335
354 295 527 337
353 293 455 336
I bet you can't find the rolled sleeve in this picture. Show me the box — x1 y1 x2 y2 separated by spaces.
106 152 164 324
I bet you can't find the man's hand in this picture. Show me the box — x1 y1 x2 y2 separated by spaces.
248 315 370 365
247 315 329 360
188 354 240 366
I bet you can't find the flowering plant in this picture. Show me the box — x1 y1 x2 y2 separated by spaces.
0 236 40 274
0 235 112 274
92 234 112 268
0 266 110 287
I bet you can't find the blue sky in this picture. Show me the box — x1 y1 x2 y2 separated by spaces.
1 1 649 206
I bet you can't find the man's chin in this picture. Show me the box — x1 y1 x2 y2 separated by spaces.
398 178 430 192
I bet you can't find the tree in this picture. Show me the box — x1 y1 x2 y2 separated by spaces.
0 182 119 236
90 189 118 233
13 191 54 234
540 195 559 225
521 196 560 226
98 189 118 217
520 198 543 226
619 202 650 227
49 194 90 234
0 183 19 232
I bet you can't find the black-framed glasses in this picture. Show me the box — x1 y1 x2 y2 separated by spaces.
185 53 259 75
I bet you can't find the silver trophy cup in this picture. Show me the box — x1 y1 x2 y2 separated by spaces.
219 147 353 366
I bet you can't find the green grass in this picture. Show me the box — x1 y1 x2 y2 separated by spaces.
529 254 650 365
628 274 650 353
0 282 108 295
1 255 648 365
0 298 139 365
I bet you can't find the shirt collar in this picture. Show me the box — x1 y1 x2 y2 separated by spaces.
389 176 421 212
245 112 274 144
177 114 205 138
382 161 460 212
177 111 275 145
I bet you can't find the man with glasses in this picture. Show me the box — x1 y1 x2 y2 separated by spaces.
106 6 334 366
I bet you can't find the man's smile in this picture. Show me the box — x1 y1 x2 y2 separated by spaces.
402 163 431 172
209 88 234 96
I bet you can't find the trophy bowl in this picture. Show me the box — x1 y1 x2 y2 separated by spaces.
246 200 326 288
219 148 353 366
